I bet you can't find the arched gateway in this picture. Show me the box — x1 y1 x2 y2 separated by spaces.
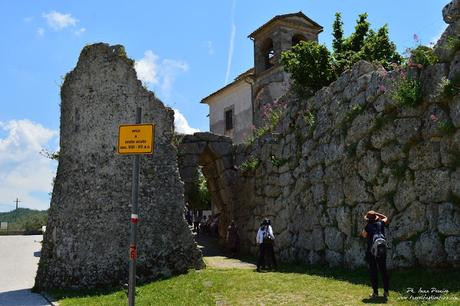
178 132 237 240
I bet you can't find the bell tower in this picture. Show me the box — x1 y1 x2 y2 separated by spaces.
249 12 323 127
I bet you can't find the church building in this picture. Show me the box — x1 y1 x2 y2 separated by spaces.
201 12 323 144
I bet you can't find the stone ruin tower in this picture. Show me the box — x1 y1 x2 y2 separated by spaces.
250 12 323 127
35 43 203 290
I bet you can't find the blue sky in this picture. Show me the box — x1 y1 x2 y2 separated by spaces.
0 0 450 211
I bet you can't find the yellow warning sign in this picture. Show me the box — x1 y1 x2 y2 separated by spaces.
118 124 154 154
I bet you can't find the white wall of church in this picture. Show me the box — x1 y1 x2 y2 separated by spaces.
207 80 253 144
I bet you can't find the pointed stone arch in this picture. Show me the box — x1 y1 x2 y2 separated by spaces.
178 132 236 239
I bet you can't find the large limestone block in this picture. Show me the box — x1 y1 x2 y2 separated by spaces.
325 250 344 267
415 231 447 267
346 111 376 145
392 241 415 268
391 201 427 240
394 118 421 145
343 175 373 204
451 168 460 198
414 169 451 202
336 206 352 236
312 226 325 251
438 202 460 235
408 141 441 170
450 96 460 128
324 227 345 251
35 44 203 290
420 63 449 104
445 236 460 267
443 0 460 23
344 237 367 268
358 151 381 182
394 178 417 212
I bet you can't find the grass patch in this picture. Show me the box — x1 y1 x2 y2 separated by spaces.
50 264 460 306
391 78 422 107
437 119 456 135
240 156 261 172
270 155 288 168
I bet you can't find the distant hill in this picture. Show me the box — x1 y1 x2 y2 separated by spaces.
0 208 48 231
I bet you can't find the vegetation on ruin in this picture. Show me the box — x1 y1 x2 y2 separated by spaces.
389 36 440 107
303 110 316 133
270 155 288 168
342 104 365 126
437 119 456 135
391 76 423 107
240 156 261 172
51 264 460 305
188 168 211 210
408 45 438 68
245 99 286 145
333 13 402 73
440 74 460 98
281 40 335 96
447 35 460 51
40 148 60 161
281 12 401 97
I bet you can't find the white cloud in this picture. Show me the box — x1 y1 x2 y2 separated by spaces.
135 50 160 85
74 27 86 36
160 59 188 96
0 120 58 211
135 50 188 98
173 109 200 135
42 11 78 31
37 27 45 37
225 0 237 85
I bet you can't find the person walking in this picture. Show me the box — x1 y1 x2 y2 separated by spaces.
193 211 201 234
256 218 277 272
361 210 390 299
226 220 240 258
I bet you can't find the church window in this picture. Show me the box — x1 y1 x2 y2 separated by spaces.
225 108 233 131
262 38 275 70
292 34 306 46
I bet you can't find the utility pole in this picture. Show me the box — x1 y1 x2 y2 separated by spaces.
14 198 21 210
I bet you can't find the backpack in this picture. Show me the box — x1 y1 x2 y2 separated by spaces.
262 226 273 244
370 222 387 258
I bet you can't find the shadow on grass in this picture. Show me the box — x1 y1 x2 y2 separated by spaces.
275 262 460 301
362 296 388 304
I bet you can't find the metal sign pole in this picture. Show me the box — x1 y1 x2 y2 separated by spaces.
128 107 141 306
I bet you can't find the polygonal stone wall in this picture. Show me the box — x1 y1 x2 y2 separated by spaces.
233 0 460 269
35 43 203 290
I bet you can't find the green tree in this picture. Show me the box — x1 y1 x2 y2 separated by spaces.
281 40 335 96
345 13 370 52
333 13 401 75
332 13 344 54
188 168 211 210
361 25 402 69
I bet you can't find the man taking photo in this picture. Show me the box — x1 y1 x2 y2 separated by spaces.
361 210 390 299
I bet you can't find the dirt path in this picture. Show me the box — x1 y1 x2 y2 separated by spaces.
194 232 256 270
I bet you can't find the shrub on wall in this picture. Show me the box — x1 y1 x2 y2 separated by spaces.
281 40 335 95
282 13 402 95
391 76 423 107
408 45 438 68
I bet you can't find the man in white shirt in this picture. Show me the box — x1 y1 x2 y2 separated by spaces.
256 218 277 272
